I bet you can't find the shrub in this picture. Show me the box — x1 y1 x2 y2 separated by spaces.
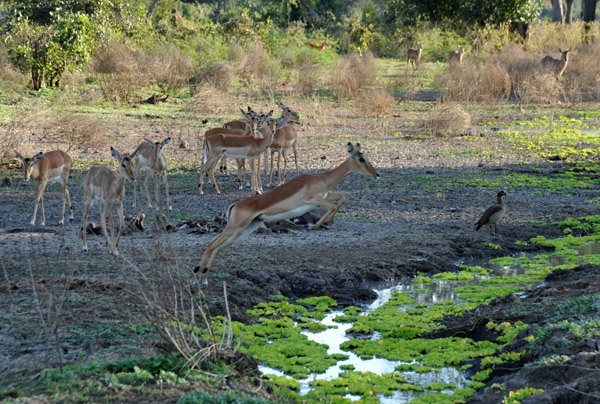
42 114 108 152
436 62 511 103
142 43 193 94
295 56 321 96
422 104 471 134
190 61 235 95
358 88 396 118
91 40 141 103
329 52 376 99
562 44 600 102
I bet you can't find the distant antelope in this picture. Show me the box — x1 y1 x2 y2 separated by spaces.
449 46 465 65
131 137 171 211
82 147 136 256
541 48 571 80
306 39 330 51
14 150 73 226
406 43 423 70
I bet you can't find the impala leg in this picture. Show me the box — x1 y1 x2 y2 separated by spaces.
162 171 171 211
236 159 244 189
82 199 92 252
107 207 116 250
256 156 262 192
144 170 152 208
114 202 124 254
277 149 283 185
282 150 289 184
133 167 140 208
268 151 275 187
309 193 346 230
59 178 67 225
153 172 159 210
63 169 73 221
31 180 47 225
293 142 299 177
195 217 262 285
198 155 220 195
100 203 115 255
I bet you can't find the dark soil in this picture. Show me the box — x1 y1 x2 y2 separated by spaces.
1 125 598 402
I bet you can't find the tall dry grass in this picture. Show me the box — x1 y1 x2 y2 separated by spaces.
91 41 141 103
142 43 193 94
561 44 600 102
329 52 376 99
436 62 511 103
422 104 471 134
358 88 396 118
190 61 235 95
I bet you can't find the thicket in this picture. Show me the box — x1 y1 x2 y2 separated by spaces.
0 1 598 101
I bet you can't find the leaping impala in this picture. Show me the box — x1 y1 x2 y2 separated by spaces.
132 137 171 211
194 143 380 286
14 149 73 226
82 147 136 256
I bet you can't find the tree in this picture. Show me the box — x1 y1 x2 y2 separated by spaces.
551 0 565 22
582 0 598 22
565 0 575 23
4 12 94 90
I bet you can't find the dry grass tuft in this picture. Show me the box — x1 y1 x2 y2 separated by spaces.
190 61 235 94
91 41 141 102
422 104 471 134
562 44 600 102
0 123 22 158
436 62 511 103
42 114 109 152
505 58 564 104
238 41 268 84
142 43 192 93
295 56 321 96
329 52 376 99
184 84 238 116
358 88 396 118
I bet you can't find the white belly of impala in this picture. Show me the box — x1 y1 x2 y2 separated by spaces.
262 203 316 222
47 174 62 184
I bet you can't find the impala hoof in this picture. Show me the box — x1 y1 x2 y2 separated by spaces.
69 216 74 222
168 206 173 211
112 250 119 257
83 246 88 253
59 220 64 225
40 222 45 226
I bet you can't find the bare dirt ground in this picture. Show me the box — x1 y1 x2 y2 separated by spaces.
1 105 598 402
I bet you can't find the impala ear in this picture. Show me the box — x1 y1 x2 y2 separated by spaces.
266 110 273 118
144 138 154 146
161 137 171 147
277 102 284 109
347 142 354 154
355 143 362 152
567 47 572 52
33 152 43 161
110 147 120 161
14 150 24 160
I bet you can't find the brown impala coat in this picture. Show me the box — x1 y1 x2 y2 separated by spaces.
14 149 73 226
194 143 380 285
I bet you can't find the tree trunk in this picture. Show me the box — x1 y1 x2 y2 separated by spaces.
552 0 565 22
582 0 598 22
147 0 160 20
565 0 575 23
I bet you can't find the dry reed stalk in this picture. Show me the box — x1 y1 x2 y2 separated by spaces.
123 244 243 370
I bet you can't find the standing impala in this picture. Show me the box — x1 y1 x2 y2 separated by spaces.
541 48 571 80
194 143 379 285
82 147 136 256
14 149 73 226
199 112 279 195
268 102 301 187
132 137 171 211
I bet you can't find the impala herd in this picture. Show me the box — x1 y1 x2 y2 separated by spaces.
13 102 382 284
